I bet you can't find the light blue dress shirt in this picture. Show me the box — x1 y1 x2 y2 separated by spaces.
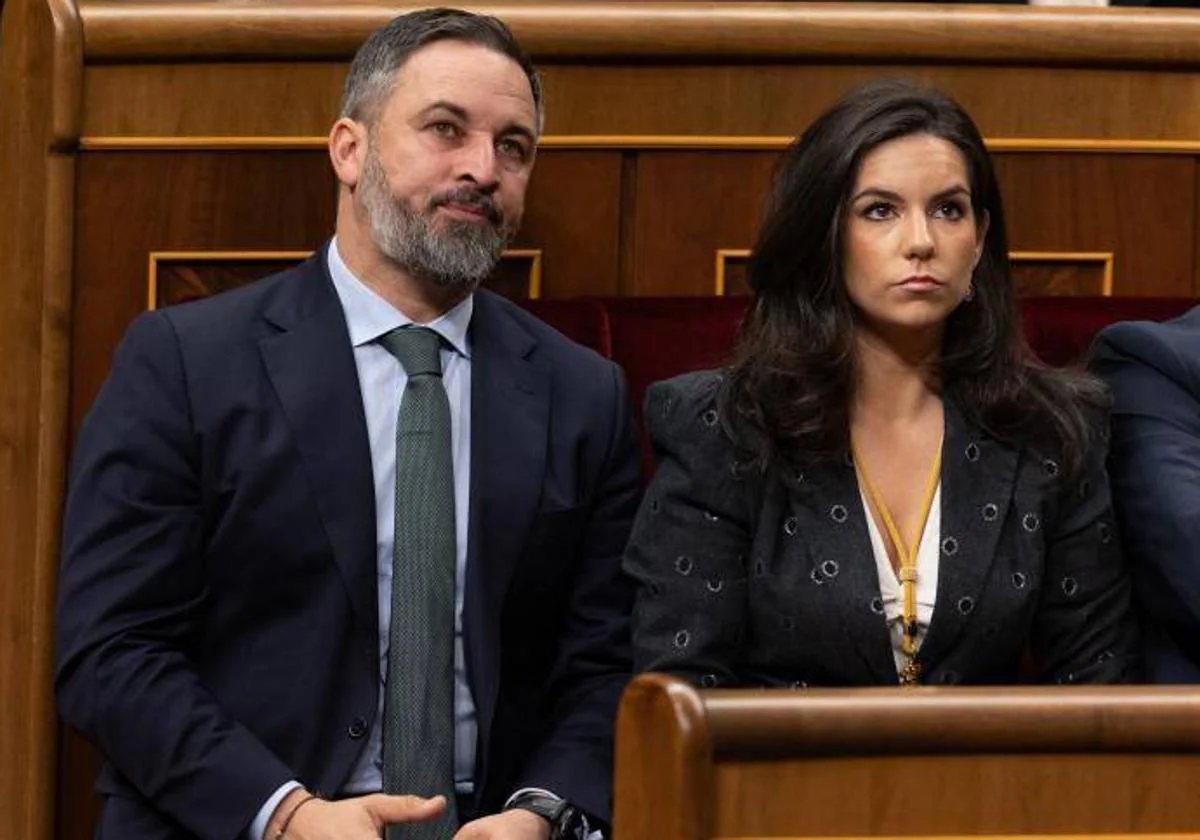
251 239 476 838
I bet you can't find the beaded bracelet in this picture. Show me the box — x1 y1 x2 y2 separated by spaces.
272 792 317 840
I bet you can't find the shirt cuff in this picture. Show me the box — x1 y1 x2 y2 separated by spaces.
249 780 304 840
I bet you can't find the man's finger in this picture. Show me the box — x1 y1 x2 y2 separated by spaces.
366 793 448 824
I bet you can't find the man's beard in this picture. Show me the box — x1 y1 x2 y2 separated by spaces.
357 149 514 296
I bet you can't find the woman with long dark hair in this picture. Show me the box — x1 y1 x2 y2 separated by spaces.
624 80 1140 687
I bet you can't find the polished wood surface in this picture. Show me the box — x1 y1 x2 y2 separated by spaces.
0 0 81 836
995 154 1198 297
615 674 1200 840
701 684 1200 754
81 65 1200 140
73 1 1200 65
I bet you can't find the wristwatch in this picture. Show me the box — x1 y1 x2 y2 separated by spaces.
504 791 590 840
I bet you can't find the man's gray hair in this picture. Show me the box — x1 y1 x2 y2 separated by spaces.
340 7 544 133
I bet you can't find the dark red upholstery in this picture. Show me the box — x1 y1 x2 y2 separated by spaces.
1018 296 1196 367
600 296 750 469
520 298 611 358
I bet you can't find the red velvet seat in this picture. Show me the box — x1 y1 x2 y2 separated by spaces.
599 296 750 468
520 298 612 358
1018 296 1196 367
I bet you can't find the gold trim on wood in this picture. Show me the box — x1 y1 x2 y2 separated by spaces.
715 248 751 297
147 250 311 309
502 249 544 299
148 248 543 307
719 249 1115 296
76 0 1200 67
1009 250 1115 296
80 135 1200 154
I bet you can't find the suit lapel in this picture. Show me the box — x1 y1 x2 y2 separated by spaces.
917 401 1020 671
259 255 378 632
795 455 899 683
463 292 549 774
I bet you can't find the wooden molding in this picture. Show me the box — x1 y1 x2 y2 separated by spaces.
48 0 84 149
147 250 311 309
77 1 1200 67
502 249 543 299
1010 250 1115 296
148 248 543 307
78 135 1200 154
701 683 1200 756
715 248 751 297
717 249 1113 296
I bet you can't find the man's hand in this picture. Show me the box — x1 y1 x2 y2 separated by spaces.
452 809 551 840
266 788 446 840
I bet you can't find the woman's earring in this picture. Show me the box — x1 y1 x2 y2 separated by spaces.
964 282 976 302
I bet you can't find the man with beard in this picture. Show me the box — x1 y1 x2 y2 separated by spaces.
55 9 642 840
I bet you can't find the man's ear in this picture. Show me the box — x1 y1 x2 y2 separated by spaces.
973 209 991 269
329 118 367 188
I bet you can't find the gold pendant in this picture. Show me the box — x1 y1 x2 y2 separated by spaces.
899 659 922 686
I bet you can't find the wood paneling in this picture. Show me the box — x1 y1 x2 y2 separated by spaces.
616 675 1200 840
519 150 623 298
0 0 80 837
994 153 1197 296
712 755 1200 836
1194 158 1200 294
83 63 1200 140
631 151 1197 297
1010 256 1111 297
631 152 777 296
71 1 1200 66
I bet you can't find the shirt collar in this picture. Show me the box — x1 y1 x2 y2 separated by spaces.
326 237 473 359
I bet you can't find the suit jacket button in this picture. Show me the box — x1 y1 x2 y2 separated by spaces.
348 717 367 739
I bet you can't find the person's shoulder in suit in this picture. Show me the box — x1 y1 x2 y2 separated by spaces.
1091 304 1200 683
641 369 752 495
644 370 727 442
473 288 613 372
1093 304 1200 388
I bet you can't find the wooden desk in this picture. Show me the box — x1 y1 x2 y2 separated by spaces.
616 673 1200 839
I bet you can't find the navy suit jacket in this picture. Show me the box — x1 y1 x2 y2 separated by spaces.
1093 305 1200 683
56 253 643 840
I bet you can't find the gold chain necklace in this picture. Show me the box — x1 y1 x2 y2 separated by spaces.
851 434 943 686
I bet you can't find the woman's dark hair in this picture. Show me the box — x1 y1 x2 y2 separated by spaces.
720 79 1106 477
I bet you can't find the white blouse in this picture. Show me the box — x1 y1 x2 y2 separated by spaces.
859 484 942 680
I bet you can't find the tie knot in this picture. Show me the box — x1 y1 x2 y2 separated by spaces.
380 326 443 377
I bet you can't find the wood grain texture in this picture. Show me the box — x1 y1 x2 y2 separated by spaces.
613 673 714 840
1194 159 1200 295
630 152 778 296
82 64 1200 141
75 1 1200 66
993 153 1197 296
629 151 1196 297
701 684 1200 755
615 676 1200 840
712 755 1200 836
0 0 81 837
